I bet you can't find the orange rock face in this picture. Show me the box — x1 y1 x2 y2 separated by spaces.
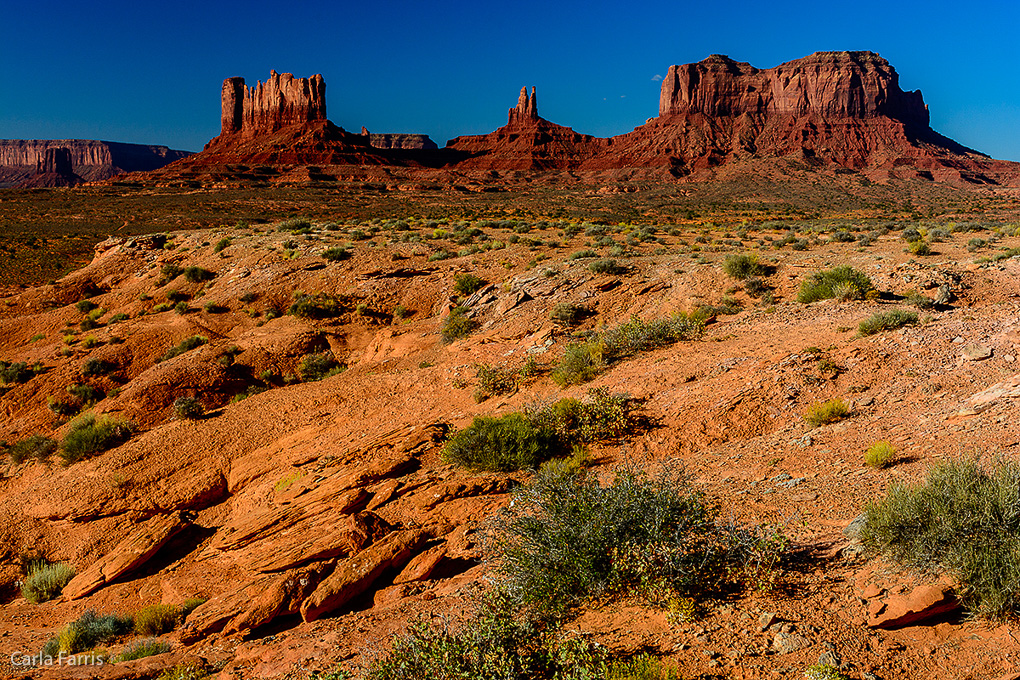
219 70 328 137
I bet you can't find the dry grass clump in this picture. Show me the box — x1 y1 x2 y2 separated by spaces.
22 561 76 603
803 398 849 427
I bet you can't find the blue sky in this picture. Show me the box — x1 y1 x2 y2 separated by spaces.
3 0 1019 160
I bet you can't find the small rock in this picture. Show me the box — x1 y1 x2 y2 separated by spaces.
867 582 962 629
843 514 868 541
772 632 811 654
963 344 993 361
952 336 965 344
860 583 883 599
857 396 875 407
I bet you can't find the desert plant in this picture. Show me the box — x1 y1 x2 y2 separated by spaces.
865 441 896 469
81 357 117 377
289 292 345 319
722 252 763 280
42 610 133 656
202 302 228 313
322 246 351 261
159 335 208 362
526 388 632 445
588 258 624 275
7 434 57 464
76 299 98 313
173 396 204 420
299 352 345 381
22 561 76 603
797 266 873 303
158 264 184 284
803 664 851 680
108 312 130 323
606 653 683 680
392 304 413 319
134 603 180 636
860 458 1020 618
908 239 932 256
0 360 37 384
115 638 173 662
60 413 134 465
442 413 556 471
453 273 487 296
174 301 190 314
804 398 849 427
441 306 478 343
858 309 918 336
156 663 211 680
183 266 215 283
213 237 231 253
549 302 588 325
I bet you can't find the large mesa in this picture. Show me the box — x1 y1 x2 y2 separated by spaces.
220 70 328 137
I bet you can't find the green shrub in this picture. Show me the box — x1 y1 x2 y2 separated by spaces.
804 398 849 427
552 314 703 386
42 610 133 656
159 264 183 284
156 663 211 680
60 414 134 465
453 273 487 296
393 304 413 319
908 239 932 256
76 299 99 313
166 290 190 303
173 396 204 420
363 595 605 680
588 258 624 275
279 218 313 232
299 352 345 381
174 301 190 314
68 382 104 405
158 335 208 362
865 441 896 469
441 306 478 343
442 413 557 471
427 250 454 262
861 458 1020 618
858 309 918 336
81 357 116 377
180 597 207 618
904 290 935 310
0 360 36 384
549 302 588 325
490 467 787 616
722 253 763 280
527 388 632 444
80 316 101 331
568 249 598 260
115 638 173 662
153 302 173 313
803 664 851 680
213 237 231 253
606 653 683 680
7 434 57 464
22 561 75 603
322 246 351 261
289 292 345 319
183 266 215 283
797 266 873 303
134 603 180 636
108 312 130 323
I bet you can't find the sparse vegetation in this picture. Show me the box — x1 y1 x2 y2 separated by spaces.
722 252 764 280
453 273 487 296
865 441 896 468
289 292 345 319
552 314 703 386
299 352 345 381
549 302 589 325
858 309 918 336
81 357 116 377
183 266 215 283
115 638 173 662
442 413 556 471
173 396 205 420
213 237 231 253
134 603 180 636
322 246 351 261
797 265 873 303
441 306 478 343
1 360 38 384
22 561 76 603
588 258 624 275
606 654 683 680
159 335 208 362
861 458 1020 618
60 413 134 465
41 610 133 656
7 434 57 464
804 398 849 427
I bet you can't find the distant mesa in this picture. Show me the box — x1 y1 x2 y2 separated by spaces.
0 140 192 188
109 54 1020 187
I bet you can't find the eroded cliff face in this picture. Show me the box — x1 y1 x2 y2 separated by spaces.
0 140 191 187
658 51 928 126
220 71 328 137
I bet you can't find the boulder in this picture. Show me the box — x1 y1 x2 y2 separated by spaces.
867 582 962 629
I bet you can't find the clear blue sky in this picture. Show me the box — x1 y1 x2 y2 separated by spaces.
3 0 1019 160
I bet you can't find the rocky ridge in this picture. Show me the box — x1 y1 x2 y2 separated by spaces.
0 140 192 187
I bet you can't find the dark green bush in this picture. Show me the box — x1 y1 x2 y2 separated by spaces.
159 335 208 362
174 301 190 315
527 388 631 444
588 258 624 275
299 352 345 381
798 266 873 303
183 266 215 283
76 299 99 313
279 218 313 232
213 238 231 253
858 309 918 336
453 273 487 296
722 253 764 280
173 396 204 420
0 360 36 384
441 306 478 343
108 312 130 323
22 561 75 603
289 292 345 320
60 414 134 465
159 264 183 284
322 246 351 262
79 316 101 331
861 458 1020 618
81 357 117 377
166 290 191 303
427 250 454 262
549 302 589 326
490 467 787 616
7 434 57 464
442 413 557 471
567 249 598 260
41 610 133 656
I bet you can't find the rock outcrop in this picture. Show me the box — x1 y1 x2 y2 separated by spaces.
508 86 539 126
364 129 439 150
0 140 192 187
220 71 328 137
